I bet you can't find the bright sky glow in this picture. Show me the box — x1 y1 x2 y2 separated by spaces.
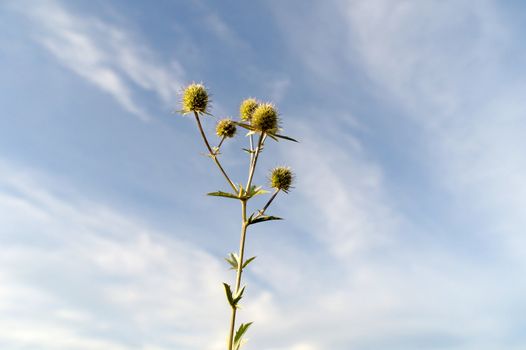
1 1 526 349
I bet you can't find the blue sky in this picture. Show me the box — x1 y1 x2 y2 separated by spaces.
1 0 526 349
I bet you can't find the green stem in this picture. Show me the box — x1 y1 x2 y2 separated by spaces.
226 130 266 350
193 112 237 193
216 136 226 153
256 189 280 218
227 200 248 350
246 133 264 190
249 134 254 164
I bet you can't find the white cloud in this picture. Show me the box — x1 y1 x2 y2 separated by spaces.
0 161 230 349
19 0 184 121
287 127 401 258
345 0 526 260
4 141 521 350
4 0 526 348
266 1 526 348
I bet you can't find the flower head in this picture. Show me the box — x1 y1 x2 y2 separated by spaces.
269 166 294 193
216 118 237 138
251 103 279 133
239 98 258 122
181 83 209 114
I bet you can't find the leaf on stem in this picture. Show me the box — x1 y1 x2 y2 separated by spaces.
242 148 256 154
224 283 245 308
234 322 253 350
237 185 268 201
242 256 256 268
223 283 235 308
207 191 240 200
233 285 246 305
247 215 283 225
245 185 269 199
233 122 254 131
267 132 299 142
225 253 240 270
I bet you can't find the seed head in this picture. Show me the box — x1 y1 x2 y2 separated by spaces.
251 103 279 133
270 166 294 193
216 118 237 138
240 98 258 122
182 83 209 114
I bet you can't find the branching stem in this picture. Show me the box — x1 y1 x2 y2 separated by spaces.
255 189 280 218
193 112 237 193
216 136 226 153
227 131 266 350
246 133 264 191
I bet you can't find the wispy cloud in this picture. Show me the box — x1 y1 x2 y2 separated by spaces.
4 0 526 349
266 0 526 348
345 0 526 259
19 1 184 121
0 160 229 349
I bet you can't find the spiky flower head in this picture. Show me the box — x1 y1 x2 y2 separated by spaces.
270 166 294 193
251 103 279 133
181 83 209 114
216 118 237 138
240 98 258 122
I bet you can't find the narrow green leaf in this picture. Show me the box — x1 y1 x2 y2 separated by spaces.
233 285 246 305
266 133 278 141
242 256 256 269
225 253 239 270
207 191 240 200
233 122 254 131
268 132 299 142
234 322 253 350
248 215 283 225
223 283 235 307
252 188 269 197
246 185 269 198
225 257 236 270
242 148 256 154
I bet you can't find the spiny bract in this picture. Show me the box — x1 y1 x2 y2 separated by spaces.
270 166 294 193
182 83 209 114
251 103 278 133
239 98 259 122
216 118 237 138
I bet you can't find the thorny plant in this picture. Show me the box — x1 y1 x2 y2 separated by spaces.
178 83 297 350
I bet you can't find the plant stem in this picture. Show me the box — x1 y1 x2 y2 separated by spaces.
227 200 248 350
246 133 264 190
256 189 280 218
216 136 226 153
227 133 265 350
193 112 238 193
249 134 254 164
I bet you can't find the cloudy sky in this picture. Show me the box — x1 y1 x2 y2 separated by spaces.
2 0 526 349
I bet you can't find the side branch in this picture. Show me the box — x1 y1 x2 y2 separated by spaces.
246 133 264 190
255 189 280 219
193 112 238 193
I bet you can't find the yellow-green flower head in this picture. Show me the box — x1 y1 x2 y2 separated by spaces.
251 103 279 133
270 166 294 193
182 83 209 114
239 98 258 122
216 118 237 138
